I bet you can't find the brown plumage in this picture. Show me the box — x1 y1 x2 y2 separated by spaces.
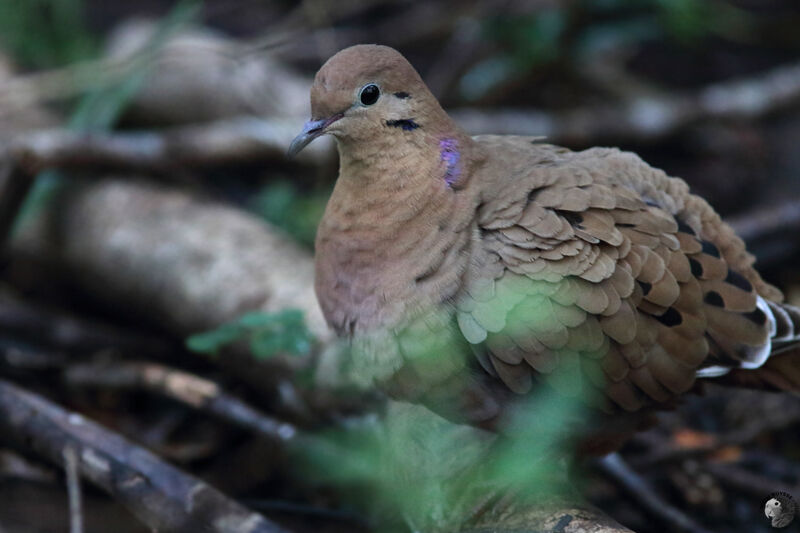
290 44 800 438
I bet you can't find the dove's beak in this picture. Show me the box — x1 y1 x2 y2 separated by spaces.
287 114 343 157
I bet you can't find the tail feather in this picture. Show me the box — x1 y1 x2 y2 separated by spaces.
770 300 800 349
714 300 800 392
719 349 800 392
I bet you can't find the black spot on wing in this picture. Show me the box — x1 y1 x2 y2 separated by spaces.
527 188 549 204
704 291 724 307
394 92 410 99
701 240 720 258
743 307 767 326
386 119 420 131
725 269 753 292
676 219 695 235
655 307 683 327
639 281 652 295
561 211 584 225
689 258 703 277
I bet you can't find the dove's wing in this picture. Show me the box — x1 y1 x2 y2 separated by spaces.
456 138 798 411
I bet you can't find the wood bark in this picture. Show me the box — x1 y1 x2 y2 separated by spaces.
0 379 290 533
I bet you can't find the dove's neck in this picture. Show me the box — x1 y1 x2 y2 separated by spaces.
314 127 483 335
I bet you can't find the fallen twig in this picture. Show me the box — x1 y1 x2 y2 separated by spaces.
596 453 713 533
8 117 330 176
63 445 84 533
0 449 56 483
704 461 799 499
451 60 800 144
0 115 330 250
0 294 173 357
0 379 291 533
727 196 800 244
64 361 298 444
629 396 800 469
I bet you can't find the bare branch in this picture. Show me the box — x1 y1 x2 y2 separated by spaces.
8 117 331 176
451 61 800 144
1 117 330 252
64 361 298 444
596 454 713 533
727 196 800 244
63 445 84 533
0 379 291 533
704 461 800 499
0 293 173 357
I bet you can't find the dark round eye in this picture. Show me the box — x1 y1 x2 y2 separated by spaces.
359 84 380 105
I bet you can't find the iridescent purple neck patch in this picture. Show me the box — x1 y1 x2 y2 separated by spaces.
439 138 460 188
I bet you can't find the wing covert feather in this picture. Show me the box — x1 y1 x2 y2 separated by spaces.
455 140 781 411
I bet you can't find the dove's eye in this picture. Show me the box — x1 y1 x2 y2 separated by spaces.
359 84 380 105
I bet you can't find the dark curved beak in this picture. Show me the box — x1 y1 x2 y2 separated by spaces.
287 114 343 157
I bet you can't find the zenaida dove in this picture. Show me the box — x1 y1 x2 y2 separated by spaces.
289 44 800 446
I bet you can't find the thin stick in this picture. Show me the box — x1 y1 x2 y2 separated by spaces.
64 361 298 444
0 294 173 357
0 379 291 533
7 117 329 175
597 453 714 533
451 60 800 143
727 197 800 244
63 445 84 533
704 461 799 499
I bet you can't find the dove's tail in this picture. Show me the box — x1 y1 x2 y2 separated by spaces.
717 300 800 391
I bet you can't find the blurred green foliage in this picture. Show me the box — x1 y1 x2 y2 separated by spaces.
249 180 330 248
292 300 592 531
0 0 97 68
186 309 313 360
297 387 584 532
462 0 752 101
485 9 567 69
651 0 750 43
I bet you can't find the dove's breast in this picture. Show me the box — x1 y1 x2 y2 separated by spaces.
314 160 477 336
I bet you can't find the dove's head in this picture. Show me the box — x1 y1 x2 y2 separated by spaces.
288 44 451 156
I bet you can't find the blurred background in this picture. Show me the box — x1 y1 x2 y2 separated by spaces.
2 1 800 532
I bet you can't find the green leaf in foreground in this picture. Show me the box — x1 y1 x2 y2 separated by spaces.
186 309 313 360
185 323 244 355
